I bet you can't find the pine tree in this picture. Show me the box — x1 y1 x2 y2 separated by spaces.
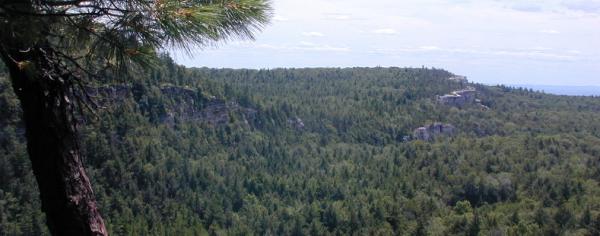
534 207 548 226
582 207 592 227
468 211 481 236
0 1 271 235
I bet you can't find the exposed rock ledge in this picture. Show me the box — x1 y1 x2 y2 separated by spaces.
437 87 477 107
86 85 257 126
287 117 305 130
448 75 468 83
437 86 489 110
413 122 456 141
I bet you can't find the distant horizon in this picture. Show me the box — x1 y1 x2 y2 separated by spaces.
506 84 600 96
174 0 600 87
180 64 600 87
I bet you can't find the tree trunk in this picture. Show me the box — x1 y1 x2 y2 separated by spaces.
0 46 108 235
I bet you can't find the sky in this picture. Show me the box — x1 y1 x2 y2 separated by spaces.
173 0 600 86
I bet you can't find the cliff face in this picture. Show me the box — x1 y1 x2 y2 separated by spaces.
162 99 257 126
448 75 468 83
413 122 456 141
437 87 477 107
437 86 490 110
88 85 257 126
287 117 305 130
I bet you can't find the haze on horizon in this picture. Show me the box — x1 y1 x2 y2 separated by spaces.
173 0 600 86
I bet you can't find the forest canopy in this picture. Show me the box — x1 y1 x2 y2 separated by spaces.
2 56 600 235
1 1 271 235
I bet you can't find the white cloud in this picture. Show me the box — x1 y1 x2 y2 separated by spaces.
419 46 441 51
299 41 315 46
489 49 578 61
255 42 350 52
499 0 600 14
325 13 352 20
371 46 580 61
174 0 600 85
562 0 600 13
304 45 350 52
540 29 560 34
507 2 545 12
273 15 289 22
372 28 398 35
302 32 325 37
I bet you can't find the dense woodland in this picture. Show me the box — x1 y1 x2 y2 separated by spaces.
2 55 600 235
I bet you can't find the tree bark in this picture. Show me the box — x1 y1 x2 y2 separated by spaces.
0 46 108 235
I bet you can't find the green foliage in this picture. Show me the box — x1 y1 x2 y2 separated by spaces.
1 0 271 75
455 201 472 215
0 62 6 74
2 59 600 235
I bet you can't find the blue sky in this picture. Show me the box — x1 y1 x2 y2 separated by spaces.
173 0 600 86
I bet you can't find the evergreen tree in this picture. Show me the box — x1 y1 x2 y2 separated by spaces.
468 211 481 236
0 1 271 235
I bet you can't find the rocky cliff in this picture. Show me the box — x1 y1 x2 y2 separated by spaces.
437 86 489 110
88 85 257 126
437 87 477 107
413 122 456 141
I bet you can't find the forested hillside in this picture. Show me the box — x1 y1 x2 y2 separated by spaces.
2 55 600 235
